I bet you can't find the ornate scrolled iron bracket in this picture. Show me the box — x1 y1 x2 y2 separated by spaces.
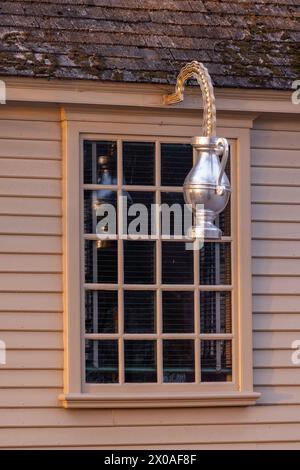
163 61 231 240
163 61 216 137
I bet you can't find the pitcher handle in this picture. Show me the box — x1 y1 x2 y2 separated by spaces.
216 137 229 196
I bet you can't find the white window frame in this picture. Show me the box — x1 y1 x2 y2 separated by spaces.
60 106 260 408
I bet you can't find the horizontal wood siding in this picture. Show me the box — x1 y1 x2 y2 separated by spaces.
0 105 65 444
251 118 300 442
1 105 300 449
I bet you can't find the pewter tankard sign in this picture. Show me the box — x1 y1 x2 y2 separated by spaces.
164 61 231 239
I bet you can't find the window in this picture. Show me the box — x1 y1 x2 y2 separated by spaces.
83 139 233 386
60 110 259 408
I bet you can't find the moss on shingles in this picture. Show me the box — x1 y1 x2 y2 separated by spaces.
248 75 267 86
137 70 173 82
0 2 297 89
215 36 295 80
1 31 29 47
110 70 124 81
0 50 58 77
286 43 300 76
68 49 106 77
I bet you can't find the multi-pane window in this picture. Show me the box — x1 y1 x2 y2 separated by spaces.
83 139 233 386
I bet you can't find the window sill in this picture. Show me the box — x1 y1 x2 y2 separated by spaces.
59 391 261 409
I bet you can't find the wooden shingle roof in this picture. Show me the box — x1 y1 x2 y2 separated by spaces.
0 0 299 89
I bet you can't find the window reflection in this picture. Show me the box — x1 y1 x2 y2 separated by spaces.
201 340 232 382
85 340 118 384
83 140 234 386
125 340 157 383
124 291 156 333
162 291 194 333
163 340 195 383
162 242 193 284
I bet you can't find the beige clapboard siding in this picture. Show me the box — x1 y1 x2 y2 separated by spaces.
0 178 61 197
252 240 300 258
11 443 300 450
0 331 62 349
253 276 300 295
0 158 61 179
252 167 300 186
0 388 61 408
0 105 60 122
253 258 300 276
256 386 300 405
0 370 63 388
0 197 62 216
253 313 300 331
0 104 63 407
253 350 296 368
0 139 61 159
0 120 60 141
0 216 62 235
254 369 300 386
251 130 300 150
4 443 300 450
252 204 300 222
253 117 300 132
253 294 300 313
0 312 62 331
252 185 300 204
0 291 62 312
252 149 300 168
254 331 299 349
0 273 62 293
252 222 300 240
3 350 63 369
0 235 62 254
2 423 300 448
111 405 300 427
0 254 62 273
1 405 300 428
251 123 300 414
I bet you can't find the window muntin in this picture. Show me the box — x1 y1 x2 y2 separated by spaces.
83 139 234 387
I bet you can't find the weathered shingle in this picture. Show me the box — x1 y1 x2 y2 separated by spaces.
0 0 299 89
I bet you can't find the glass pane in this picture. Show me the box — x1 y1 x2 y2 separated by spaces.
83 141 93 183
216 151 231 236
162 291 194 333
124 241 155 284
199 242 231 285
225 147 231 183
160 192 186 236
124 291 156 333
84 141 117 185
201 340 232 382
162 242 193 284
84 190 94 234
85 290 118 333
85 240 118 284
216 203 231 237
163 340 195 383
123 141 155 186
161 143 193 187
200 291 232 334
85 340 118 383
84 190 117 235
126 191 155 236
124 340 156 382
